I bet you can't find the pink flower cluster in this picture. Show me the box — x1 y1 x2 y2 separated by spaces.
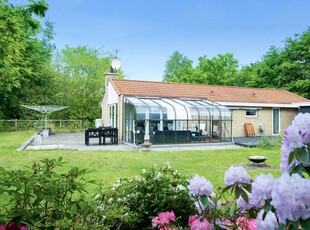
152 211 176 230
224 217 256 230
0 221 28 230
188 215 212 230
152 212 213 230
236 216 256 230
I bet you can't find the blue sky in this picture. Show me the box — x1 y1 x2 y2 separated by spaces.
11 0 310 82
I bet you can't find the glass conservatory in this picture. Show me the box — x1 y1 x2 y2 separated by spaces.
122 96 232 145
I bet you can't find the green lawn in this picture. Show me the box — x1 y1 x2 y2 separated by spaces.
0 132 282 193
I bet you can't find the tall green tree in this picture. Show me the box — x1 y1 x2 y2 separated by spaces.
53 46 114 123
163 51 193 82
195 53 239 85
238 27 310 98
0 0 54 119
163 52 239 85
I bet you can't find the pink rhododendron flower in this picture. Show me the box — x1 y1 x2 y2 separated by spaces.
236 216 256 230
188 216 212 230
188 215 199 226
224 166 251 186
152 211 176 228
1 221 28 230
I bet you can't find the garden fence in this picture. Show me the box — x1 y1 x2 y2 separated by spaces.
0 119 83 132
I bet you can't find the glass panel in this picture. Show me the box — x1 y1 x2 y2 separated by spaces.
221 120 232 142
188 100 209 120
273 109 280 135
154 99 175 121
207 107 219 120
140 98 162 120
162 98 188 120
173 99 199 121
220 107 232 120
126 97 148 120
124 101 137 144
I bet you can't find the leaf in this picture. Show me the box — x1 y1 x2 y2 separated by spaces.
240 189 249 203
300 218 310 230
264 200 272 214
293 164 303 177
288 150 296 164
229 205 235 217
297 147 309 164
200 195 209 208
234 186 241 198
277 224 286 230
220 185 231 195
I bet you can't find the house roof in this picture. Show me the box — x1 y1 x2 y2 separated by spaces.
110 79 310 105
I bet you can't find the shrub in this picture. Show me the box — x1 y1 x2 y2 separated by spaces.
94 163 196 229
256 135 282 149
0 157 97 229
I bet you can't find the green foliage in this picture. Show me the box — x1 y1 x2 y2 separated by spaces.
239 27 310 99
0 157 98 229
195 53 239 85
163 51 239 86
256 136 282 149
163 51 194 82
94 163 196 229
0 0 57 119
53 46 112 122
163 28 310 99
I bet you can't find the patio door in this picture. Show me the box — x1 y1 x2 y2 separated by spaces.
272 108 280 135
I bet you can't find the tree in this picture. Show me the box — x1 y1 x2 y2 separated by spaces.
53 46 115 123
163 51 193 82
0 0 53 119
195 53 239 85
238 27 310 99
163 52 239 85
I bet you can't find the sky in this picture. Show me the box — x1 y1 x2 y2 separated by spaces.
10 0 310 82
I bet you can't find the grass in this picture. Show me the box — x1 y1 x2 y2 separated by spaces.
0 131 282 193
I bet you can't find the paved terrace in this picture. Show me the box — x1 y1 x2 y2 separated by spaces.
23 132 242 151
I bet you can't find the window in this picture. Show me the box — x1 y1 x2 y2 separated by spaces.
246 109 257 117
272 108 280 135
109 104 117 128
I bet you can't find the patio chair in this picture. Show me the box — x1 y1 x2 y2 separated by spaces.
244 123 255 137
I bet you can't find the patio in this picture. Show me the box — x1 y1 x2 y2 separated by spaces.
233 136 277 148
21 132 240 151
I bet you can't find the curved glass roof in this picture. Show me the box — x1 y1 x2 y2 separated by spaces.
125 96 231 121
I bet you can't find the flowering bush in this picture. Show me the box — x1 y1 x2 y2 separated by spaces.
152 113 310 230
94 162 196 229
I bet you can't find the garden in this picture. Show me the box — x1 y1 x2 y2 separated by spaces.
0 113 309 229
